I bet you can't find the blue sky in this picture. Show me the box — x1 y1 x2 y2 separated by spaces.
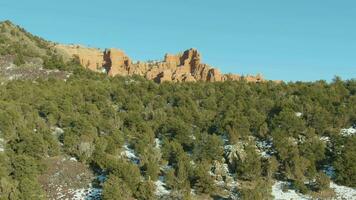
1 0 355 81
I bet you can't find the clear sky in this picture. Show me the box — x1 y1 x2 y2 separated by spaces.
1 0 355 81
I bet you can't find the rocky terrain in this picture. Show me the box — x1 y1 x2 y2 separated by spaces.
0 55 69 83
56 45 264 83
1 20 265 84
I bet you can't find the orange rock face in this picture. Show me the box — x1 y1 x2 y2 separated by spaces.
55 44 104 72
57 45 264 83
103 48 131 76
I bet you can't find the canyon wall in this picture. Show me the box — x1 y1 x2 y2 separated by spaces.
55 45 264 83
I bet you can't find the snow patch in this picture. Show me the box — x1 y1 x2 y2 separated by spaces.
70 187 102 200
256 139 275 158
341 127 356 137
155 138 162 149
189 134 196 140
330 182 356 200
295 112 303 117
0 138 4 152
69 157 78 162
272 181 311 200
120 144 140 164
320 136 330 143
53 127 64 134
155 176 171 197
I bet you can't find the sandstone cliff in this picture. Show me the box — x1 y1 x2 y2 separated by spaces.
55 45 264 83
55 44 104 72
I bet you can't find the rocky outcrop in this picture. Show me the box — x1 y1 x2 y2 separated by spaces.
56 45 265 83
103 48 131 76
55 44 104 72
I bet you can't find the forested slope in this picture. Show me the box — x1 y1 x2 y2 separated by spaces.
0 70 355 199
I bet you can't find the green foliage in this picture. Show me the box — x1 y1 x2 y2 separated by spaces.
43 54 65 70
333 136 356 187
193 161 216 194
313 172 330 191
236 143 262 181
18 177 45 200
135 181 156 200
193 133 223 162
240 179 273 200
102 175 133 200
0 53 355 198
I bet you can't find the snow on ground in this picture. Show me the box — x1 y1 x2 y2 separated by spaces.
155 138 162 149
70 187 102 200
69 157 78 162
272 179 356 200
52 127 64 135
320 136 330 143
155 176 171 197
340 126 356 137
256 139 275 158
323 165 356 200
120 143 140 164
295 112 303 117
330 182 356 200
69 171 107 200
189 134 196 140
0 138 4 152
272 181 311 200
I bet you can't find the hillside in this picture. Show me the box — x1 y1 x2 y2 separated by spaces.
0 20 265 84
0 21 71 82
0 21 355 200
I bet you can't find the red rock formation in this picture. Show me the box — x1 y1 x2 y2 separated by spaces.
103 48 131 76
55 44 104 72
56 45 265 83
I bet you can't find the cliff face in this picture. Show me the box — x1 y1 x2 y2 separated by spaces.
55 44 104 72
55 45 264 83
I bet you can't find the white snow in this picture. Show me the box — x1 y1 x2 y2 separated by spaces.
271 180 356 200
120 144 140 164
330 182 356 200
272 181 311 200
69 172 106 200
0 138 4 152
155 138 162 149
320 136 330 143
69 157 78 162
54 127 64 134
70 187 102 200
340 127 356 137
189 134 196 140
256 139 275 158
155 176 171 196
295 112 303 117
